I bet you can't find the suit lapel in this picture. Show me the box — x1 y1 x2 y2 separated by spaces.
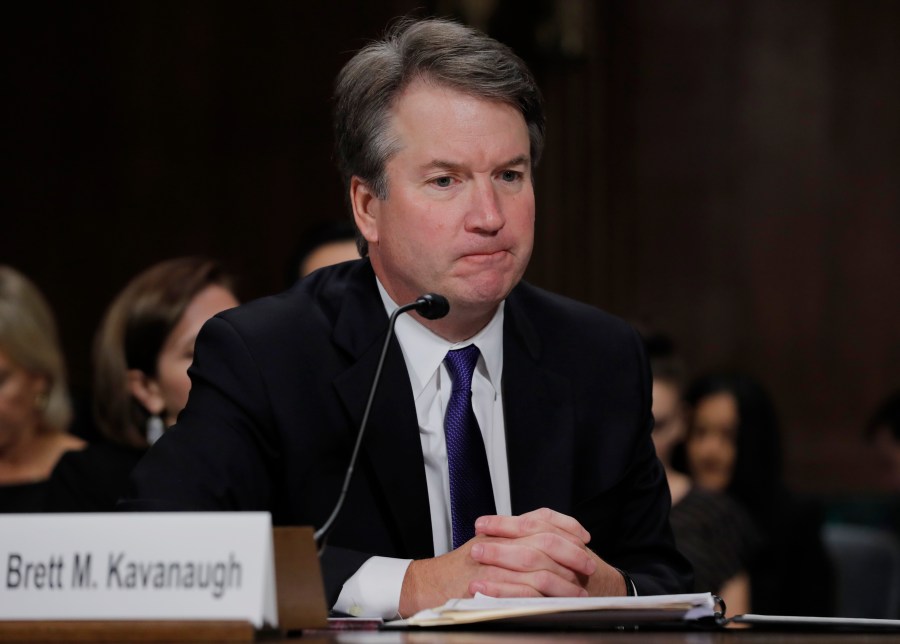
331 263 434 558
503 291 577 515
327 267 575 553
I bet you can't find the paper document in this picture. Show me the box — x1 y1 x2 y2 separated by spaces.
389 592 718 627
731 614 900 631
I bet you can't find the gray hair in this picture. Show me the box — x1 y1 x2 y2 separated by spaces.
0 266 73 433
333 17 545 256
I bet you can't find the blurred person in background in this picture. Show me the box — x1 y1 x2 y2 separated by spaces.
284 220 360 287
682 372 835 616
855 390 900 536
45 257 238 511
866 390 900 492
0 266 83 511
646 335 758 616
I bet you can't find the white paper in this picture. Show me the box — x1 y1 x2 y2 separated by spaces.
394 592 717 627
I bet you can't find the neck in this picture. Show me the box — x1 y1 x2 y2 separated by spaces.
372 268 500 343
414 306 497 343
0 421 41 462
0 423 45 483
665 466 692 505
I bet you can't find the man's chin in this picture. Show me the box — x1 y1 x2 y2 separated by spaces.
449 280 518 312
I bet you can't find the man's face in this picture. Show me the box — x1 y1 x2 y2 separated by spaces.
355 81 535 326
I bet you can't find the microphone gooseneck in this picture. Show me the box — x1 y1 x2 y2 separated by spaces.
314 293 450 551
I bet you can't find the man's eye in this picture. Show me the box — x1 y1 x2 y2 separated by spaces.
500 170 522 182
432 176 453 188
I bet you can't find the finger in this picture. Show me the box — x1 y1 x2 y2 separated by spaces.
524 508 591 542
471 569 590 598
469 580 543 598
474 515 583 545
475 509 590 545
470 541 579 582
471 535 596 577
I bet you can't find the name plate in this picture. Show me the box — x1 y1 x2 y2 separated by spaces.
0 513 277 628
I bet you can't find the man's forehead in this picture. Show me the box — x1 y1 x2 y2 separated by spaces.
386 82 529 158
389 79 524 128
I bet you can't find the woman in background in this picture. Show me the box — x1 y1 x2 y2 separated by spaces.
646 335 758 615
866 390 900 493
683 372 835 616
46 257 238 511
0 266 83 511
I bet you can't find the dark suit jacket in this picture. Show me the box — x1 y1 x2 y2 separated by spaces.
124 259 692 604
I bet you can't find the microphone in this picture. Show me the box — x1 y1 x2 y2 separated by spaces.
414 292 450 320
314 292 450 550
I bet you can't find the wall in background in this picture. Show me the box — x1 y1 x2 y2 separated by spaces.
5 0 899 493
532 0 900 492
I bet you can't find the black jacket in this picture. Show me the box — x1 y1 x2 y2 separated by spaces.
123 259 692 604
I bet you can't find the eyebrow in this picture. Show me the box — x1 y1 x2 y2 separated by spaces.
420 155 530 173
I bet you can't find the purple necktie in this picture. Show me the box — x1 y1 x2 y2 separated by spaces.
444 345 496 549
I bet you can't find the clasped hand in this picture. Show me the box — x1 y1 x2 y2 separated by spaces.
399 508 625 616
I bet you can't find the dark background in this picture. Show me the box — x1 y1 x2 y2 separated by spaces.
4 1 899 495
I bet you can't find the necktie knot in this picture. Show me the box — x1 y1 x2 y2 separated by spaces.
444 345 480 393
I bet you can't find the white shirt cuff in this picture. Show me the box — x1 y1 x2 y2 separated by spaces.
332 556 413 619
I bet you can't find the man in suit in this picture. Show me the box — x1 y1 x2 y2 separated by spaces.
125 18 692 618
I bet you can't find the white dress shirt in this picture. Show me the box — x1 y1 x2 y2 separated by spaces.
333 281 511 618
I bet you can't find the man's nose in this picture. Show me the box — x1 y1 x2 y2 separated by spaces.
466 179 505 233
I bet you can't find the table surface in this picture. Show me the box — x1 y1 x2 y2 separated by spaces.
9 614 897 642
294 630 900 644
3 620 899 643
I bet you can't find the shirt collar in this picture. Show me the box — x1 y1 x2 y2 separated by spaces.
375 279 504 398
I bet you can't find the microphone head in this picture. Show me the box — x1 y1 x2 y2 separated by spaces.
415 293 450 320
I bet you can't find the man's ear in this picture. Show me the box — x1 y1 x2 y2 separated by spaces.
126 369 166 416
350 177 380 246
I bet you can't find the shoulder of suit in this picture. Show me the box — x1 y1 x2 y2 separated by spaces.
215 260 366 336
509 281 635 335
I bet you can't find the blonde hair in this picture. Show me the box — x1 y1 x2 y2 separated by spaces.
0 266 73 433
93 257 233 448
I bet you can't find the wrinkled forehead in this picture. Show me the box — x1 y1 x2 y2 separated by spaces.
385 79 529 157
